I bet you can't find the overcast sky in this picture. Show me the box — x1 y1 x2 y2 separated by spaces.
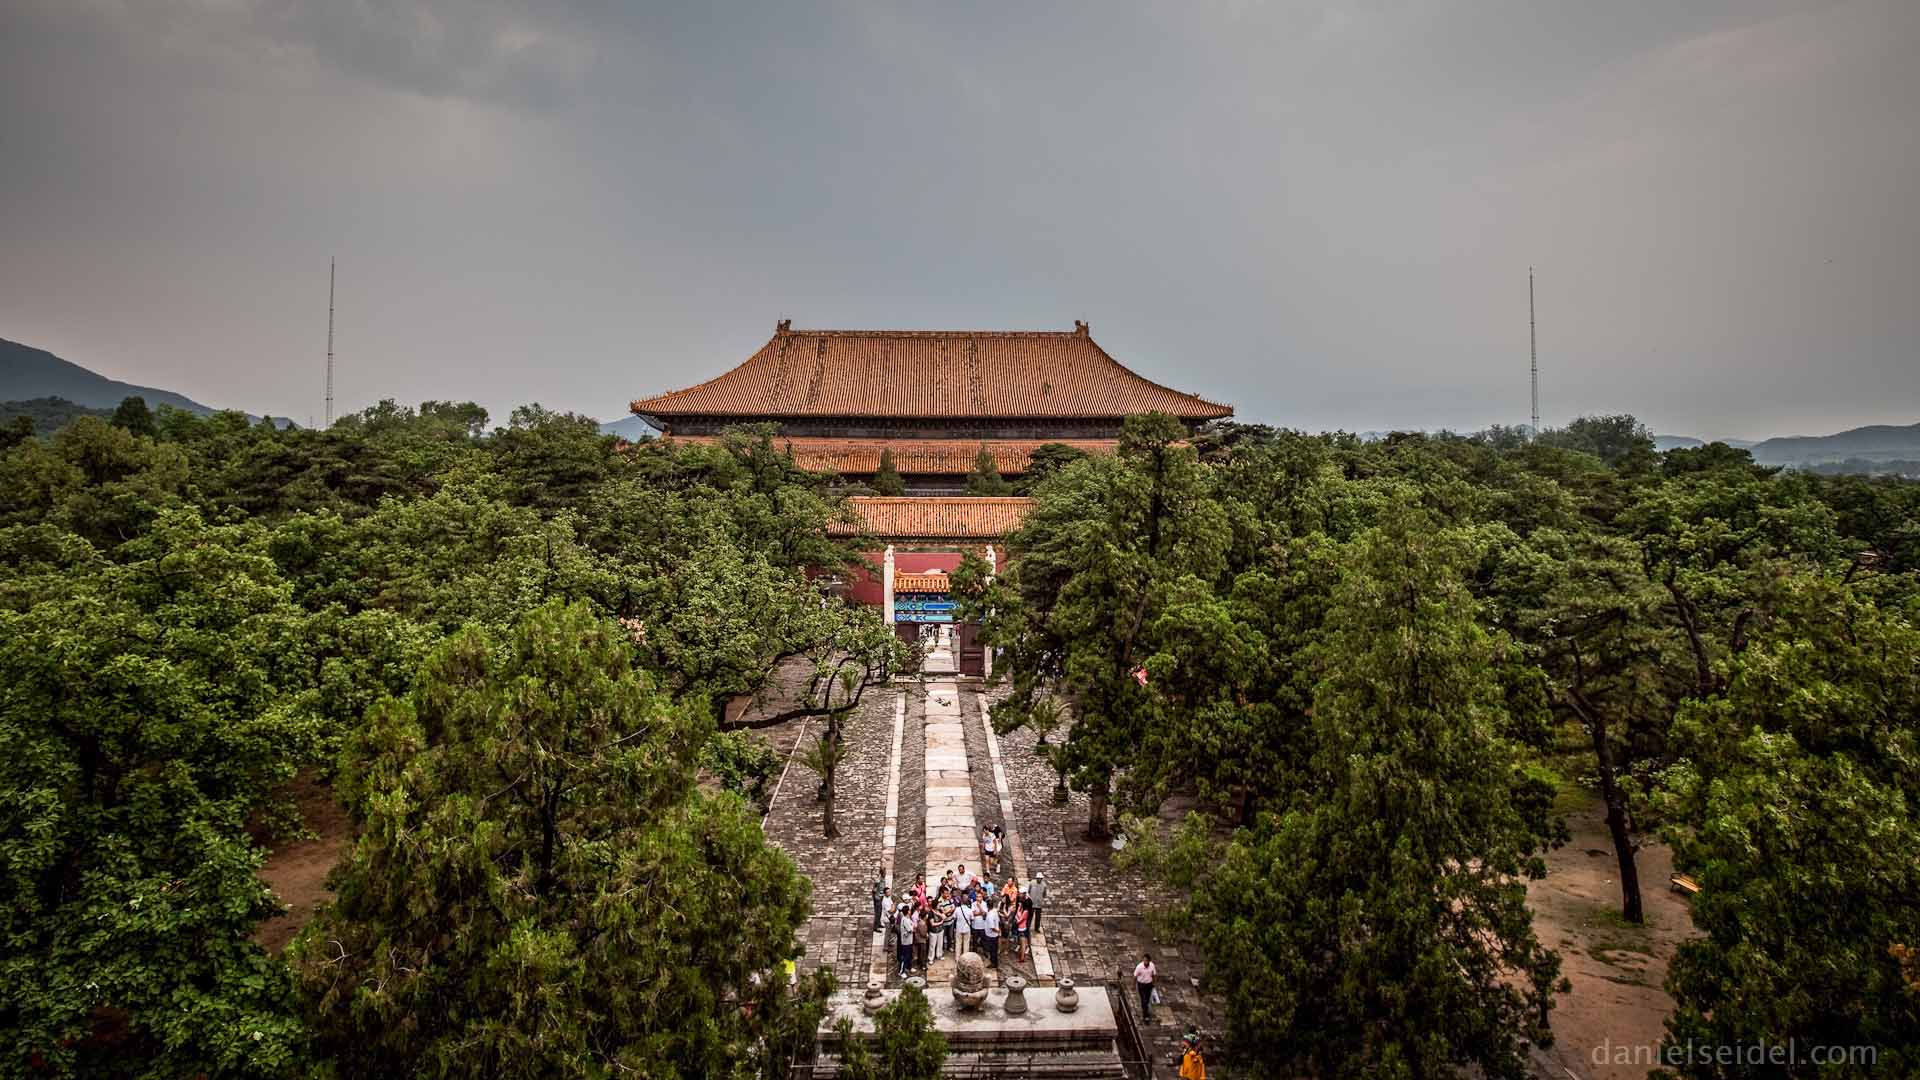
3 1 1915 439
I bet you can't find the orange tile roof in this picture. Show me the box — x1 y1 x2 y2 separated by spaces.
669 435 1117 475
895 572 955 592
829 497 1032 540
633 325 1232 421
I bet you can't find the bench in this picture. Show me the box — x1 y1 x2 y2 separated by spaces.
1670 872 1701 896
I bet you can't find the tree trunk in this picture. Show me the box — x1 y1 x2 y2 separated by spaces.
1581 701 1644 924
1086 775 1111 841
538 785 561 898
818 748 841 839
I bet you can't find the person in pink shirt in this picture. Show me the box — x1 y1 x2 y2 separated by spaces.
1133 952 1157 1021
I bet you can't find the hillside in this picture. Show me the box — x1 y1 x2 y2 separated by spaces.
1 337 219 415
0 397 115 432
1654 434 1757 451
1749 422 1920 466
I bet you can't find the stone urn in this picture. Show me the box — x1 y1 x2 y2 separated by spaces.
1002 975 1029 1016
903 976 927 996
862 978 886 1015
951 953 990 1010
1054 977 1079 1013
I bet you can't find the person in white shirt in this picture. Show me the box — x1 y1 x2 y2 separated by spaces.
1133 952 1157 1021
897 906 917 977
982 903 1002 967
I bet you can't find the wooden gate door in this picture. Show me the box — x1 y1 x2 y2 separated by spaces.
956 622 985 676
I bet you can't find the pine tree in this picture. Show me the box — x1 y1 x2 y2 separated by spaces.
872 447 906 495
292 601 815 1078
1139 513 1565 1076
836 984 947 1079
110 395 157 438
965 446 1013 496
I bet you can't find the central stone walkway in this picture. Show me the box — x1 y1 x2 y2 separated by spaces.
922 678 976 983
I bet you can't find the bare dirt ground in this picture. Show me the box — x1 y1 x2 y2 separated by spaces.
1527 796 1695 1080
253 774 353 953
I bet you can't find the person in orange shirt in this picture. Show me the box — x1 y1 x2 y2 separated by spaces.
1179 1029 1206 1080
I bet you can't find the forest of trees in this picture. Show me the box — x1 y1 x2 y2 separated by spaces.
2 398 1916 1077
956 412 1920 1077
0 399 906 1078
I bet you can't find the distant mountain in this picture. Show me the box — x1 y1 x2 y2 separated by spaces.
1654 434 1757 451
1749 423 1920 467
1 337 220 415
599 415 658 441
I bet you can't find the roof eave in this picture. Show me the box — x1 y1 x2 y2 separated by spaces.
626 407 1233 421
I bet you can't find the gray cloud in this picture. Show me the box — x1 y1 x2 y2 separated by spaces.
1 0 1914 439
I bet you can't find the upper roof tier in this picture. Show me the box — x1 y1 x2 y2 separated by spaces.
631 323 1233 422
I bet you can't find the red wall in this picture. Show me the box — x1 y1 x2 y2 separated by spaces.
844 550 977 606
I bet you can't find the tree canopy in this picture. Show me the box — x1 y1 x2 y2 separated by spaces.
0 403 890 1077
975 414 1920 1074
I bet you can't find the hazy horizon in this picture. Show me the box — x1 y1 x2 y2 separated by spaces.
3 1 1916 442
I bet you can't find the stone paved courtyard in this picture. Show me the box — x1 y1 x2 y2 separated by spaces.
759 674 1238 1073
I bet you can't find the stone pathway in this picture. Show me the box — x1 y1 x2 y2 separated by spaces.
756 673 1242 1072
921 679 975 983
756 677 899 985
922 624 958 675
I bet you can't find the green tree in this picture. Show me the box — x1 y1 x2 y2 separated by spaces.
491 403 619 510
0 511 317 1078
1127 513 1565 1076
972 413 1228 839
1537 413 1655 468
1493 526 1687 923
871 447 906 495
1653 577 1920 1076
293 600 815 1078
1017 441 1088 493
0 416 189 548
800 723 852 838
836 984 947 1080
109 395 158 438
964 446 1013 496
0 413 34 451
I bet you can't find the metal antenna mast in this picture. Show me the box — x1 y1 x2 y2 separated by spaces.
324 257 336 428
1529 266 1539 436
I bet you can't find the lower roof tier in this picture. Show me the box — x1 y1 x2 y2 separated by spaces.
666 435 1116 476
828 497 1032 541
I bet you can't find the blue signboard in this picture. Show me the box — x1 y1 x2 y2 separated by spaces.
895 584 955 623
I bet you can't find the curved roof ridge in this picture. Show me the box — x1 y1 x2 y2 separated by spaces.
632 325 1234 421
1080 335 1233 416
